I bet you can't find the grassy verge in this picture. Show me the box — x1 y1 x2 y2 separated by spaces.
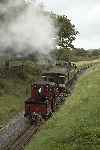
75 59 100 67
26 65 100 150
0 62 41 127
0 79 26 127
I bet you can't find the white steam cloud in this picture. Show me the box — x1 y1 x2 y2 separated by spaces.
0 0 57 54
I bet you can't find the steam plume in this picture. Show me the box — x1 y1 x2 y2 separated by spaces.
0 0 57 54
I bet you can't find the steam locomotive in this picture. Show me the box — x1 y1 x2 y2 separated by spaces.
24 62 78 123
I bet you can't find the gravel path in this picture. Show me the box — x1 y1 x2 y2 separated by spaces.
0 112 30 150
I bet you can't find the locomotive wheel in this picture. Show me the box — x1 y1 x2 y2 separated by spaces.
31 113 42 125
43 112 52 120
36 114 43 125
48 112 53 118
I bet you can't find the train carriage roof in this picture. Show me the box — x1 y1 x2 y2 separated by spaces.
42 67 67 77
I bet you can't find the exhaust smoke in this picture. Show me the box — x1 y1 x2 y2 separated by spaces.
0 0 57 55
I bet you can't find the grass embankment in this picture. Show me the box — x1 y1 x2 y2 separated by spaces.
26 65 100 150
75 59 100 67
0 62 41 127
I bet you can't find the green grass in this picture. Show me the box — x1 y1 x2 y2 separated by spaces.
75 59 100 67
0 79 26 127
26 65 100 150
0 62 41 127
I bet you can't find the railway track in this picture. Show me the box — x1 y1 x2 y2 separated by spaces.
8 125 40 150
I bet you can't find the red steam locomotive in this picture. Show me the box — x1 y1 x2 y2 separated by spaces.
24 63 78 123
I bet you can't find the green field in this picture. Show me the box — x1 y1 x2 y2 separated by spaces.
0 62 41 127
26 65 100 150
0 79 27 127
75 59 100 67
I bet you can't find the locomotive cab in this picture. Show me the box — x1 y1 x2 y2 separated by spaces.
42 72 67 96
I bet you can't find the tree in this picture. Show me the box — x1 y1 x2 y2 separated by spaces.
50 14 79 62
91 50 100 56
56 15 79 49
50 48 71 62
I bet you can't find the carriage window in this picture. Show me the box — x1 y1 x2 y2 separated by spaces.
58 77 65 84
42 76 47 81
48 78 54 82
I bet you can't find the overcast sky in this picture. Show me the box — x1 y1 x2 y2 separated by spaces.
42 0 100 49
